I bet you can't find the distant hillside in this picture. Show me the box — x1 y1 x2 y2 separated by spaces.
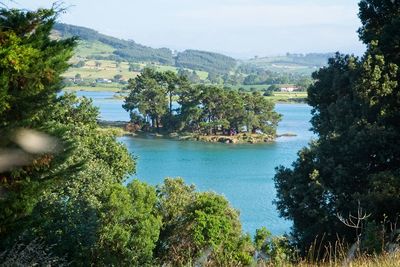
176 50 237 74
242 53 334 74
54 23 237 73
249 53 334 67
54 23 174 64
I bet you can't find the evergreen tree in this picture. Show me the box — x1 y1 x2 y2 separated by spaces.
274 0 400 254
0 8 159 265
0 7 77 244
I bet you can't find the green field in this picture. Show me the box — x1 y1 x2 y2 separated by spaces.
63 40 211 82
62 41 308 103
265 91 307 103
73 40 115 58
64 59 209 82
64 60 140 80
64 83 126 93
154 65 209 79
241 53 331 75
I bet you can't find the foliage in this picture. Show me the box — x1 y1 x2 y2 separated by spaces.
124 68 281 136
177 68 201 84
123 68 184 131
254 227 292 265
95 181 161 266
207 71 224 84
155 178 254 266
274 0 400 255
0 6 77 244
176 49 237 74
0 9 76 129
16 93 139 264
54 23 174 64
0 11 261 266
242 68 307 86
0 7 164 266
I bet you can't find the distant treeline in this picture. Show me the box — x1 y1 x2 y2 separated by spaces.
248 52 335 68
175 49 237 74
54 23 237 73
54 23 174 64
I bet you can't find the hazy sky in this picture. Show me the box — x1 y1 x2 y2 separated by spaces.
7 0 366 58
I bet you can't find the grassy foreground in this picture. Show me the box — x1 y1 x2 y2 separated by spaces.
288 252 400 267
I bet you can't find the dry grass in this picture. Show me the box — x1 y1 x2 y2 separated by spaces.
256 252 400 267
295 252 400 267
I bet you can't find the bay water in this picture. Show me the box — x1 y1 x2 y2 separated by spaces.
73 90 314 235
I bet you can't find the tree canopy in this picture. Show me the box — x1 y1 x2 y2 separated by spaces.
124 68 281 136
274 0 400 255
175 49 237 74
0 7 275 265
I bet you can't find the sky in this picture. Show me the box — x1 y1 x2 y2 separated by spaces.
6 0 366 58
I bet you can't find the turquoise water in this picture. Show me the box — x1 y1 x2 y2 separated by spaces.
73 90 314 235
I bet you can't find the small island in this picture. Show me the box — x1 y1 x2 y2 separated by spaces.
120 68 282 144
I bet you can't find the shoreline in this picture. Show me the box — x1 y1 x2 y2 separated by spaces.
62 89 308 104
98 120 297 144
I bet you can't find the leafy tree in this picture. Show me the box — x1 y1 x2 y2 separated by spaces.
124 70 281 136
295 77 313 91
155 178 253 266
113 74 123 81
274 0 400 255
95 181 161 266
268 84 281 92
177 68 202 84
243 92 281 134
128 62 141 72
0 8 162 266
123 68 168 131
223 73 244 86
156 70 179 115
0 8 76 129
0 7 76 245
178 84 203 132
21 93 136 264
199 85 228 134
254 227 291 266
263 88 273 96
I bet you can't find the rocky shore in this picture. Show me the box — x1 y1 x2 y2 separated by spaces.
98 120 296 144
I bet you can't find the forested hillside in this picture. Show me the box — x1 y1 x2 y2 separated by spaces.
54 23 174 64
251 53 334 67
57 23 323 101
175 49 237 73
54 23 237 72
242 53 334 74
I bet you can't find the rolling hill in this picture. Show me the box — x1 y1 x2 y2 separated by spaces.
241 53 334 74
54 23 237 73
